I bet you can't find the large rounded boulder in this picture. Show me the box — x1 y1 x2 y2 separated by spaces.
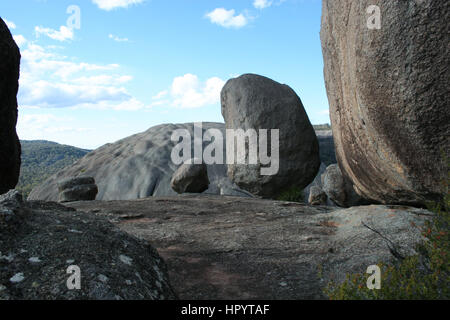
221 74 320 198
321 1 450 205
0 18 21 195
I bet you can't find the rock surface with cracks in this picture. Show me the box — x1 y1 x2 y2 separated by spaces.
70 195 432 299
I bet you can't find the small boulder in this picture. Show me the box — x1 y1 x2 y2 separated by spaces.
57 177 98 203
303 162 327 203
308 186 327 206
322 164 346 207
0 190 24 227
171 160 210 194
322 164 367 208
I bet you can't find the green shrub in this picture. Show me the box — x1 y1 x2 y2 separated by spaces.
276 186 304 203
324 168 449 300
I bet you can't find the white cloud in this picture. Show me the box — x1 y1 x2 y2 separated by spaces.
35 25 74 42
71 75 133 86
70 97 147 111
17 42 146 111
13 35 27 47
22 56 120 82
149 99 169 107
205 8 248 29
152 74 225 109
92 0 145 11
254 0 286 10
109 34 130 42
152 90 168 100
20 43 57 61
17 114 93 142
19 114 59 129
4 19 16 29
20 44 120 80
171 74 199 97
18 114 78 133
20 80 130 108
109 98 146 111
253 0 273 9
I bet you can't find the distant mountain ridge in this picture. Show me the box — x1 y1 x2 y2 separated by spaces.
17 140 91 198
313 123 331 131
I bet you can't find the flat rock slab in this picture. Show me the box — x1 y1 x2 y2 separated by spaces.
70 195 432 300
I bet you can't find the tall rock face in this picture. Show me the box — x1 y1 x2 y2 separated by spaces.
321 1 450 205
221 74 320 198
0 18 21 195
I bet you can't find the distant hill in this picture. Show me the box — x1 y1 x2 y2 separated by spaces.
313 124 336 165
17 140 91 198
316 131 336 166
313 123 332 131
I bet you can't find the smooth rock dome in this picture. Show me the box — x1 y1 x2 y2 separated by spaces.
28 123 250 201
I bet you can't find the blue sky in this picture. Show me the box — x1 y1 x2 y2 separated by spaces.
1 0 329 149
